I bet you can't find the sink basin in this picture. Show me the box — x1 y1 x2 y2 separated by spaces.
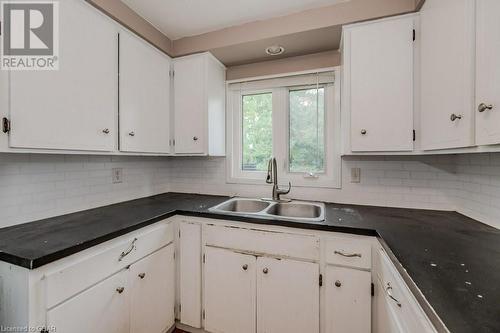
266 203 322 219
209 198 325 222
213 198 270 213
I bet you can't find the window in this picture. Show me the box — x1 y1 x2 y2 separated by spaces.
242 93 273 171
227 70 341 188
289 87 325 173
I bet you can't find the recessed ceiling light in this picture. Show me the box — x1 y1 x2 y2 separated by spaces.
265 45 285 56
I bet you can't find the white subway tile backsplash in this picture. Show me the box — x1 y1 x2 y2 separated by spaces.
0 153 170 228
0 152 499 229
163 154 500 229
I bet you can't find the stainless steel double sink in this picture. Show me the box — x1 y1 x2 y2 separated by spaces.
209 197 325 222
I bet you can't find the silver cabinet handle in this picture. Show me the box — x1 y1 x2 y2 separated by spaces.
263 268 269 274
334 250 362 258
385 283 402 307
118 238 137 261
129 131 135 137
242 264 248 271
116 287 125 294
138 273 146 279
450 114 463 121
102 128 110 134
193 136 198 141
361 129 367 135
478 103 493 113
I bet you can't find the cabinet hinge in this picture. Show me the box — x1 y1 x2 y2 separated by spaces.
179 304 181 313
203 253 206 263
173 251 176 259
412 29 416 41
371 283 375 297
319 274 323 287
413 129 416 142
169 70 175 77
2 117 10 133
202 310 205 320
179 229 181 238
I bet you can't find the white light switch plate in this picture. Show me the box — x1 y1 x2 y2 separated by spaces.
112 168 123 184
351 168 361 183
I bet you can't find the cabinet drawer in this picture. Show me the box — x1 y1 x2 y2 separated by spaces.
204 224 319 261
46 220 173 308
376 249 437 333
324 236 371 269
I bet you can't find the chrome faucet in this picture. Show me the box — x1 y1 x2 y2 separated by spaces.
265 157 291 201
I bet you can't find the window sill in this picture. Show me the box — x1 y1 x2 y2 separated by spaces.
226 175 342 189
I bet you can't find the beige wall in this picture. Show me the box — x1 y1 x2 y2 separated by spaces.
226 50 340 81
86 0 173 56
173 0 416 56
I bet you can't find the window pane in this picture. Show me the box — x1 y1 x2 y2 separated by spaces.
289 87 325 173
242 93 273 171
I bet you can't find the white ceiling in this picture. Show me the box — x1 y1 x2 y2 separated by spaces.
121 0 347 40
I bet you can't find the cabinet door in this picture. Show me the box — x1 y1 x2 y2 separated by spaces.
47 270 129 333
204 247 256 333
475 0 500 145
179 222 202 328
373 277 405 333
129 244 175 333
9 0 117 151
119 30 171 153
348 16 414 152
173 55 206 154
256 257 319 333
324 266 371 333
420 0 475 150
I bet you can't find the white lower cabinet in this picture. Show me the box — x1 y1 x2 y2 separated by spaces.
324 266 371 333
47 243 175 333
47 269 130 333
204 247 256 333
373 276 405 333
179 222 203 328
257 257 319 333
0 217 440 333
373 249 437 333
203 246 320 333
130 245 176 333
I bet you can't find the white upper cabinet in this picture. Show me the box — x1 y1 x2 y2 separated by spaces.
8 0 118 151
420 0 475 150
475 0 500 146
173 52 226 155
119 30 171 154
343 15 415 152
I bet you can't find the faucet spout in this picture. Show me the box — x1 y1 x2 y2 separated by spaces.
265 157 292 201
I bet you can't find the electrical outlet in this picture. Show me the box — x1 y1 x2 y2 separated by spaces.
351 168 361 183
112 168 123 184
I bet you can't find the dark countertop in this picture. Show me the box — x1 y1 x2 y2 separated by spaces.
0 192 498 333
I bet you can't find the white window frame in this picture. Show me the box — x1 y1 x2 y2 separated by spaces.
226 68 341 188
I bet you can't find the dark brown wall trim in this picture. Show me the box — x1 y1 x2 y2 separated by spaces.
85 0 173 56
